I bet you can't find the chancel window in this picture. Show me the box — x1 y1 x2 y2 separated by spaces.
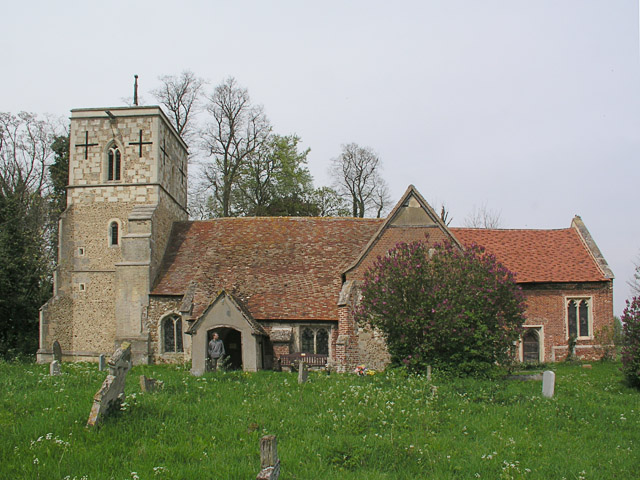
163 315 183 353
107 146 121 181
567 298 591 338
300 327 329 355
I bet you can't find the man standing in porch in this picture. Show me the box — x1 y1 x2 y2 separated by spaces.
208 333 225 371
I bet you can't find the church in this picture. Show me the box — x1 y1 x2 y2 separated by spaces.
37 105 615 373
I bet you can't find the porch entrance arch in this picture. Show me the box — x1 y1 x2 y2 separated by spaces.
208 327 243 370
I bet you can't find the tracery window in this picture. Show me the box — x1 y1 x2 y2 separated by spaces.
567 298 591 338
107 146 121 181
300 327 329 355
163 315 183 353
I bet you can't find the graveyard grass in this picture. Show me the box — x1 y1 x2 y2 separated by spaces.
1 361 638 479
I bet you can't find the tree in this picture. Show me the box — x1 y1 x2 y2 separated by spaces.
201 77 271 217
464 203 502 229
628 252 640 296
330 143 390 218
0 112 57 356
152 70 205 141
233 134 315 216
355 240 526 375
621 296 640 387
311 186 350 216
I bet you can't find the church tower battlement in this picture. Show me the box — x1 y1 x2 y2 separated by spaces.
38 106 188 364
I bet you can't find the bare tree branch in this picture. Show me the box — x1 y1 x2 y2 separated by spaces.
330 143 390 217
463 203 502 229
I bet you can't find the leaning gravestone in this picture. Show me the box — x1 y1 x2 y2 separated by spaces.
86 342 132 427
50 360 61 376
542 370 555 398
298 361 308 384
52 340 62 363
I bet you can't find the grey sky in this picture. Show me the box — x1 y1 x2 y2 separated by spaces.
2 0 639 315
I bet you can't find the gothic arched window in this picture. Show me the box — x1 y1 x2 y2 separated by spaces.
109 221 119 246
163 315 183 353
107 146 121 181
300 326 330 355
567 298 591 338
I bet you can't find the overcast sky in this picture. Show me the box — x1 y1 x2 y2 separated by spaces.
2 1 639 315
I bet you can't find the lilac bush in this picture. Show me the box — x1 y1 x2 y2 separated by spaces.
621 296 640 387
355 240 526 376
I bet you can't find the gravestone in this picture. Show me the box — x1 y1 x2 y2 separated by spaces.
87 342 132 427
140 375 164 393
98 354 106 371
426 365 432 382
257 435 280 480
298 361 308 384
542 370 555 398
52 340 62 362
50 360 61 376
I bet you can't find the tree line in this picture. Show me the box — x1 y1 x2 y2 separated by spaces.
151 72 391 219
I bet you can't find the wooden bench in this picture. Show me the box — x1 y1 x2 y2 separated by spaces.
279 352 327 369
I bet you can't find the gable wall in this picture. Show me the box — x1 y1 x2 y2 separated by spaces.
521 281 613 362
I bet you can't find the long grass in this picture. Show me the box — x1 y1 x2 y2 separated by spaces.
0 360 638 479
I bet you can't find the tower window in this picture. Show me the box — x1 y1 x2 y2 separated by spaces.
107 146 121 181
109 221 119 246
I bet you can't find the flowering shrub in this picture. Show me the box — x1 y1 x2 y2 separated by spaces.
355 240 526 376
621 296 640 387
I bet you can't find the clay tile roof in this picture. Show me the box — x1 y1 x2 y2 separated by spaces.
450 228 608 283
152 217 382 320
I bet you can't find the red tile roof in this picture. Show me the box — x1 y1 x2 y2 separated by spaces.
151 217 608 321
450 228 607 283
152 217 382 320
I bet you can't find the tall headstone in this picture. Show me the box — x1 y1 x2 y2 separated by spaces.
50 360 61 376
98 354 106 371
87 342 132 427
298 361 308 384
257 435 280 480
52 340 62 363
542 370 555 398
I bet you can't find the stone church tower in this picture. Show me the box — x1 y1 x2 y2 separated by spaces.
38 106 188 364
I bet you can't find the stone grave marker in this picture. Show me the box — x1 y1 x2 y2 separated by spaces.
257 435 280 480
427 365 432 382
50 360 61 376
52 340 62 362
140 375 164 393
86 342 132 427
98 354 106 371
298 361 308 384
542 370 555 398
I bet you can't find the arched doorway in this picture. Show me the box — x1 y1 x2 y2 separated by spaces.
522 329 540 363
207 327 243 370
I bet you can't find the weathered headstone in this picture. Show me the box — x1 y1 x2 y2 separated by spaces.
298 361 308 384
426 365 432 382
257 435 280 480
98 354 106 371
542 370 555 398
87 342 132 427
139 375 164 393
52 340 62 363
50 360 61 376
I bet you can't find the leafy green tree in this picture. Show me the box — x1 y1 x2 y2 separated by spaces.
233 134 315 216
355 240 526 375
0 112 56 357
311 186 350 217
621 296 640 387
